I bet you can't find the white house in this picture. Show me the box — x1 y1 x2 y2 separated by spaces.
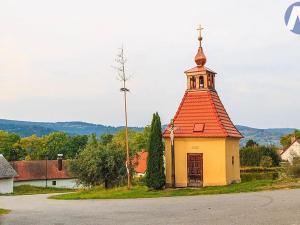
0 154 17 194
11 160 79 189
281 139 300 164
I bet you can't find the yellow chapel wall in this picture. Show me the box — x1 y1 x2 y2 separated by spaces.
225 138 241 184
164 137 228 187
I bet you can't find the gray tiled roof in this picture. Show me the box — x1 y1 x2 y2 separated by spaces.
0 154 17 179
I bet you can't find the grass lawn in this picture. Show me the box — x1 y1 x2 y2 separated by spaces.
0 208 11 216
50 178 300 200
0 185 73 196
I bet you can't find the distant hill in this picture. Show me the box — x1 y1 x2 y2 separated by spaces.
0 119 143 137
236 125 295 147
0 119 296 147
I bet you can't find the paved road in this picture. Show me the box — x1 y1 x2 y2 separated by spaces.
1 189 300 225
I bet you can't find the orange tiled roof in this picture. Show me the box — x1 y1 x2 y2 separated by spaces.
163 90 243 138
10 160 72 181
133 151 148 174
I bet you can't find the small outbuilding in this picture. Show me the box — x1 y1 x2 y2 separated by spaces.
0 154 17 194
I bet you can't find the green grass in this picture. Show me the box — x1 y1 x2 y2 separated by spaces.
0 208 11 215
50 179 300 200
0 185 73 196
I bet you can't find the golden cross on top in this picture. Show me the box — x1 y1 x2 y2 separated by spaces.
197 24 204 46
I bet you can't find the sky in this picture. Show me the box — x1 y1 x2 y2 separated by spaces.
0 0 299 128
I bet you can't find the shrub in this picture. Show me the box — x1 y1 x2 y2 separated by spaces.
260 156 273 168
240 146 280 167
284 157 300 178
241 172 278 182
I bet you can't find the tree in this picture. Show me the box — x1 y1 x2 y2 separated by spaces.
240 145 280 167
245 139 258 148
67 135 88 158
145 113 165 189
19 135 44 160
280 130 300 148
260 156 273 167
100 133 114 146
68 141 127 188
0 131 21 160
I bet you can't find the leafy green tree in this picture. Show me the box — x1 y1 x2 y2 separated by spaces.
67 135 88 158
19 135 44 160
260 156 273 167
42 132 70 159
0 131 21 160
245 139 258 148
112 128 149 154
100 133 114 146
280 130 300 148
68 141 127 188
240 145 280 167
146 113 165 189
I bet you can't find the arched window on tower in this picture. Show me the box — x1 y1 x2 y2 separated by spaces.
211 75 214 88
199 76 204 88
190 76 196 89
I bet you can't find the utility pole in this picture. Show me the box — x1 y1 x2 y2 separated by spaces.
115 46 131 190
45 154 48 188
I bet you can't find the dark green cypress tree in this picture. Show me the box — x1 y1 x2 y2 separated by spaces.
146 112 165 189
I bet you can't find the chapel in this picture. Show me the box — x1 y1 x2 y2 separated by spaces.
163 26 243 187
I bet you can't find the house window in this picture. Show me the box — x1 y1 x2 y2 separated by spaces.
232 156 234 166
52 180 57 186
199 76 204 88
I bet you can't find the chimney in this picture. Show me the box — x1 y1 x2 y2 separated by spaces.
291 134 296 143
57 154 63 171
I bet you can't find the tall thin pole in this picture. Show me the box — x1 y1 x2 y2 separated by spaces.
116 47 131 190
123 76 131 190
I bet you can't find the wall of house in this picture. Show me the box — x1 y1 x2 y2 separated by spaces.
0 178 14 193
165 137 228 187
14 179 79 189
225 138 241 184
281 141 300 163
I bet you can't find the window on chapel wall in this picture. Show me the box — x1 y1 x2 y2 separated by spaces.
199 76 204 88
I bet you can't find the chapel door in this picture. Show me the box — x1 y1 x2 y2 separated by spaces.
187 153 203 187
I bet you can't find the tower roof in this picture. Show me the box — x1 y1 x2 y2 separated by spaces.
163 90 243 138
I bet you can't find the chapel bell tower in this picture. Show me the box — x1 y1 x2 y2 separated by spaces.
186 25 216 91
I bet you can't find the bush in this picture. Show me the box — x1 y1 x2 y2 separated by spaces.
241 172 278 182
260 156 273 168
240 146 280 167
284 157 300 178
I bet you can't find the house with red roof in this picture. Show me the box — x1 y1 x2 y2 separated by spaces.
163 27 242 188
133 150 148 177
281 138 300 164
11 160 79 189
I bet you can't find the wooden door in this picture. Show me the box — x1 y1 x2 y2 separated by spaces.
187 153 203 187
